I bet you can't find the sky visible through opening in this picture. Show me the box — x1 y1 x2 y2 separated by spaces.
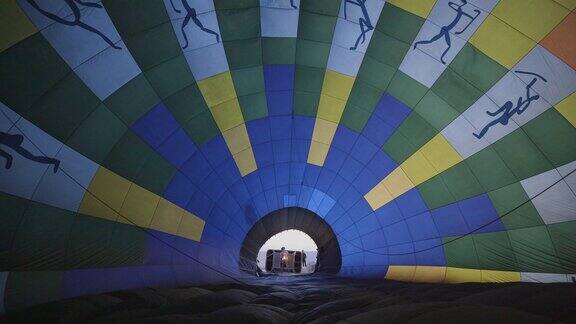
258 230 318 273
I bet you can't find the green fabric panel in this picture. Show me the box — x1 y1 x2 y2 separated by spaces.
0 194 29 263
492 129 553 180
396 112 437 153
345 80 382 113
382 132 417 163
121 22 181 70
340 105 372 133
443 236 480 269
164 84 209 122
5 271 62 313
449 43 507 93
466 147 517 192
293 92 320 117
293 65 324 116
508 226 563 273
217 7 260 41
66 104 128 164
356 55 395 90
473 232 518 271
232 66 266 96
239 92 268 122
184 110 220 146
27 72 100 142
488 183 544 230
414 91 459 131
10 202 75 270
431 67 483 113
364 29 410 69
224 38 262 69
300 0 341 17
135 153 176 194
103 132 154 182
145 55 194 100
298 12 338 43
262 37 296 64
0 33 70 114
102 0 167 36
104 74 160 126
214 0 258 10
386 71 427 108
548 221 576 272
376 3 424 43
523 109 576 168
441 162 484 202
295 39 331 68
417 176 455 209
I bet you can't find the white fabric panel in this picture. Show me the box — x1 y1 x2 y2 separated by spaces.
521 272 570 283
463 94 520 144
427 0 487 40
558 160 576 192
260 0 300 37
184 43 230 80
442 114 490 158
164 0 214 18
169 10 222 52
327 43 365 76
399 46 447 88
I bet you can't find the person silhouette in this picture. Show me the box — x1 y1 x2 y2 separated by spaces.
169 0 220 49
413 0 480 64
25 0 121 50
0 132 60 173
344 0 374 50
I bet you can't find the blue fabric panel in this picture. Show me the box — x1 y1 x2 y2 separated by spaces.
383 221 413 245
350 135 379 164
375 201 404 227
414 238 446 266
297 186 313 210
140 265 179 289
63 266 145 299
253 142 275 167
340 240 363 257
292 116 314 140
181 151 212 183
264 64 295 91
339 225 361 242
264 188 279 212
208 207 231 231
317 194 335 217
270 116 292 140
367 152 397 179
244 172 263 196
324 202 345 224
348 199 373 222
405 212 439 241
260 165 276 190
157 128 197 168
266 91 293 116
215 158 241 186
227 219 248 243
275 163 290 186
339 156 363 183
132 103 179 148
200 172 226 200
327 176 349 201
275 185 289 204
218 191 240 217
352 168 379 194
361 229 387 250
272 140 291 163
246 118 271 145
331 125 358 153
363 249 390 266
302 165 321 186
331 214 354 235
241 204 259 227
395 189 428 218
356 213 380 236
339 185 361 210
290 139 310 162
362 114 396 146
325 147 347 173
253 192 269 217
200 136 230 168
316 169 336 192
388 243 416 266
307 189 325 212
289 162 306 184
186 190 214 218
373 93 411 129
163 172 196 208
458 194 505 234
230 180 251 204
430 203 470 237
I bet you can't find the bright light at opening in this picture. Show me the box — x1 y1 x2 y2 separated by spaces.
257 229 318 274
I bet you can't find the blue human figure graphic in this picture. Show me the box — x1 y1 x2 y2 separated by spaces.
169 0 220 49
473 71 547 139
290 0 298 9
413 0 480 64
344 0 374 50
25 0 122 50
0 132 60 173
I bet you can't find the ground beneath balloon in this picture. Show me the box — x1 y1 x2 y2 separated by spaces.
3 275 575 323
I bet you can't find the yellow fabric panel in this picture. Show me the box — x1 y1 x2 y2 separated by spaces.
0 0 37 52
420 134 463 174
469 15 535 69
210 99 244 131
553 0 576 10
119 184 160 227
150 199 183 234
400 151 437 186
317 95 347 123
386 0 436 18
79 167 131 221
178 213 206 241
233 148 257 176
385 266 416 282
307 141 331 166
493 0 569 42
197 71 237 107
556 92 576 126
413 266 447 283
444 267 483 283
322 70 355 100
311 119 338 144
481 270 521 283
364 181 393 210
383 167 415 203
223 124 251 154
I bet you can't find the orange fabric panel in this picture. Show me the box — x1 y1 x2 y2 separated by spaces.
541 12 576 69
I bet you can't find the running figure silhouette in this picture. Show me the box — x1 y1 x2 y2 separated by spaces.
0 132 60 173
169 0 220 49
25 0 121 50
473 71 547 139
413 0 480 64
344 0 374 50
